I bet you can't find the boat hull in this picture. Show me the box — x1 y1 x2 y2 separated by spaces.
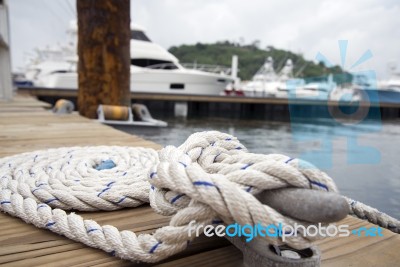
362 88 400 104
32 69 232 96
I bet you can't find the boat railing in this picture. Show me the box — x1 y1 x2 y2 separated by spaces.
181 63 231 75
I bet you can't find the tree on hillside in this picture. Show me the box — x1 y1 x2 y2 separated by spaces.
168 41 352 83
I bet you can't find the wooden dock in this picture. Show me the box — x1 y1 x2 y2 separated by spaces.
1 95 399 266
17 87 400 120
16 87 400 108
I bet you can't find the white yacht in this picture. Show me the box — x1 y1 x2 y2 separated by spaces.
378 66 400 92
359 66 400 104
23 22 233 95
241 57 296 98
331 68 400 105
291 81 333 100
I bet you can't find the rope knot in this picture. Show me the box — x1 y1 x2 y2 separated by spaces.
148 131 339 249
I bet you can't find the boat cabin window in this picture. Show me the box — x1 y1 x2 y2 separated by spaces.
131 30 151 42
131 59 178 70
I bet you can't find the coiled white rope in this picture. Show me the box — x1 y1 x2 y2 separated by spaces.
0 131 398 263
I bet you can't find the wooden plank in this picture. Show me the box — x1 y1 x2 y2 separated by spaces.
0 95 399 266
156 246 243 267
0 94 51 108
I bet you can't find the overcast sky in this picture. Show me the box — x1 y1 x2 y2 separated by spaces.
7 0 400 78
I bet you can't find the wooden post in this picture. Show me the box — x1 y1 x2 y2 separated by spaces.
77 0 130 118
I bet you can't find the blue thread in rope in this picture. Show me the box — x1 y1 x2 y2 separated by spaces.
97 187 110 197
116 196 127 204
46 221 56 227
149 242 161 254
37 204 47 210
109 250 116 256
44 198 58 204
106 181 115 187
151 185 155 190
246 186 252 192
309 180 329 191
213 153 221 163
241 163 253 170
1 201 11 205
285 157 295 164
150 172 157 178
87 228 100 233
225 138 232 141
193 181 218 188
170 194 185 204
123 171 127 176
32 188 41 194
212 219 223 224
179 161 187 168
199 147 204 157
235 146 243 150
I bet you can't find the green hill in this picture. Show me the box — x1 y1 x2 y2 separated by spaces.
168 41 352 83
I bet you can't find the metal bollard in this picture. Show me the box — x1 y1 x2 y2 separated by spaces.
227 188 349 266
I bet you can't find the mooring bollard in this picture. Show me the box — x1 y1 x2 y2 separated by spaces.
228 188 349 266
228 236 321 267
52 99 75 114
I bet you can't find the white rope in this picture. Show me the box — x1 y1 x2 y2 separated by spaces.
0 131 398 263
345 196 400 233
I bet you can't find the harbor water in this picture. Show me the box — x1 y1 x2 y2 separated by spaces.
116 117 400 219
